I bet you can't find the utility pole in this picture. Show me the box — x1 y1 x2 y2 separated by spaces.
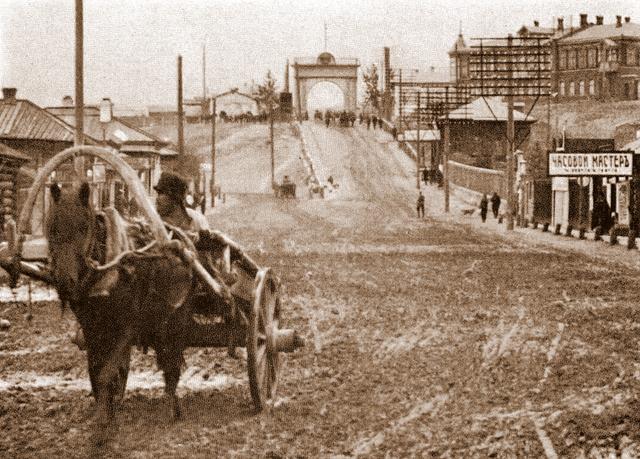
398 69 403 134
416 91 421 189
202 43 206 101
270 106 275 188
177 55 184 157
74 0 85 178
443 86 450 213
506 34 515 230
210 98 216 208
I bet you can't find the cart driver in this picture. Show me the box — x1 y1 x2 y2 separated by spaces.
154 171 210 233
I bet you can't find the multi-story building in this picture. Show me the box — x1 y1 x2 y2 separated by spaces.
553 15 640 101
449 14 640 101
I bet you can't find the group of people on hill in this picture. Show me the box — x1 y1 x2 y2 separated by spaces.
219 111 270 123
315 110 357 127
360 113 384 130
312 110 387 130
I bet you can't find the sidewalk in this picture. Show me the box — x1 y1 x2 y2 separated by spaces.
422 182 640 270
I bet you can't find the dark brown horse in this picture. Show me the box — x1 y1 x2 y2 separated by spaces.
46 182 195 435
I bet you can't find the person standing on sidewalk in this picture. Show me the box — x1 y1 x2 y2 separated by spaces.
490 192 501 219
416 191 425 218
479 193 489 223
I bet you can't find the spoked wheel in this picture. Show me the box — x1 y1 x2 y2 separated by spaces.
247 268 282 412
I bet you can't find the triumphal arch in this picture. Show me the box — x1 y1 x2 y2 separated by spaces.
293 52 359 116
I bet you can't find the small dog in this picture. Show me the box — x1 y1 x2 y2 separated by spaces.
461 208 476 216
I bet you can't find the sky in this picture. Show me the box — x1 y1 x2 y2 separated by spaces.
1 0 640 108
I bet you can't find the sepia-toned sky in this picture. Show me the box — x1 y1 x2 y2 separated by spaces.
1 0 640 108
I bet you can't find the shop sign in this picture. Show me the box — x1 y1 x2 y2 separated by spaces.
548 152 633 176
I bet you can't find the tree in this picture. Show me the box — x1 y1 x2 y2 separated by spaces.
362 64 381 113
256 70 278 113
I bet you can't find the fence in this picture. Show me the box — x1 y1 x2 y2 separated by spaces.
447 160 506 197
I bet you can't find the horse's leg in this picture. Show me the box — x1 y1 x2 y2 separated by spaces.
156 345 183 420
95 328 133 420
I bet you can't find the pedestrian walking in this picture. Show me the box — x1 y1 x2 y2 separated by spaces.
479 193 488 223
378 117 383 129
416 191 425 218
366 116 371 129
391 126 398 140
490 192 501 218
372 115 378 129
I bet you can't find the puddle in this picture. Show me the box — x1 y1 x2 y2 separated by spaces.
0 285 58 303
0 370 244 392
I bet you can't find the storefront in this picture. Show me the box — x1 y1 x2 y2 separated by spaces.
548 150 635 237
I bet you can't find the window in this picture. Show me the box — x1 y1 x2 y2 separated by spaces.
588 48 597 67
568 49 576 69
627 47 638 66
460 60 469 79
589 80 595 95
579 81 585 96
559 81 565 96
559 50 567 69
578 49 587 68
624 83 630 99
569 81 575 96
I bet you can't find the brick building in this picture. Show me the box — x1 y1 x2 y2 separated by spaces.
449 14 640 102
553 15 640 101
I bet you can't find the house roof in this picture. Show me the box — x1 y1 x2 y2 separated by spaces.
400 130 441 142
518 25 556 37
147 105 176 114
214 89 259 102
449 34 470 55
447 96 536 122
0 98 80 142
623 137 640 152
0 142 30 162
46 106 177 156
559 22 640 43
47 106 159 144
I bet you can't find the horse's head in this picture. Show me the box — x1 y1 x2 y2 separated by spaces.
46 182 94 303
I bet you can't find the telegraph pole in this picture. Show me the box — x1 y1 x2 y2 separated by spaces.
416 91 421 189
177 55 184 156
506 34 515 230
398 69 403 134
270 106 275 188
210 98 216 207
443 86 450 213
74 0 85 179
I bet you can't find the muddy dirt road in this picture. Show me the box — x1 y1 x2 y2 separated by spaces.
2 121 640 457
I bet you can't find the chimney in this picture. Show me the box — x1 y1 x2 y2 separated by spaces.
534 20 539 27
625 17 631 23
2 88 17 104
557 17 564 31
596 15 603 25
580 13 588 28
616 15 622 27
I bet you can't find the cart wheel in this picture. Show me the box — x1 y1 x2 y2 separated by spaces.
247 268 281 412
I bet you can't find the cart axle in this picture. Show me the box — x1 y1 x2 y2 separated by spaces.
274 329 305 352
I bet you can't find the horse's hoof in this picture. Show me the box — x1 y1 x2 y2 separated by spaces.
172 403 182 421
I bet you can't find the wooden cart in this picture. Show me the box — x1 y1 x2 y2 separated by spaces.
0 146 304 412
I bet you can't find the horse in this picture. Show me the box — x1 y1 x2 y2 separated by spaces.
46 182 195 436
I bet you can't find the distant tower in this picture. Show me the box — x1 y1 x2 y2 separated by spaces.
284 59 290 93
279 59 293 114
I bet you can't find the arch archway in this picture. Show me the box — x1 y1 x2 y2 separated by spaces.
306 81 345 112
293 52 359 117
